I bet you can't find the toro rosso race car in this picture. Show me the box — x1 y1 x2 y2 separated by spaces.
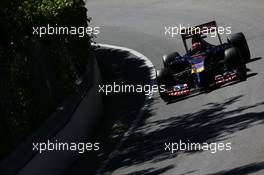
156 21 251 102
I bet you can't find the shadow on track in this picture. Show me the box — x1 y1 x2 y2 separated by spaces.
125 165 175 175
102 95 264 174
246 57 262 64
67 47 154 175
208 161 264 175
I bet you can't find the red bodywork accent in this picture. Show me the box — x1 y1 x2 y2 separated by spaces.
167 87 190 96
215 72 237 85
165 71 238 98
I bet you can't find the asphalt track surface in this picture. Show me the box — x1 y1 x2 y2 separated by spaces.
86 1 264 174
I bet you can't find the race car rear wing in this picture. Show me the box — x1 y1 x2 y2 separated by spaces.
181 21 223 51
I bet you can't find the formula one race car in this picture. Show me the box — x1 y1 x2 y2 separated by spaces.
156 21 251 102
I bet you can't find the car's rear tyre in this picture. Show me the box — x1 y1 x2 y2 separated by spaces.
162 52 180 68
228 32 251 62
156 68 174 101
224 47 247 81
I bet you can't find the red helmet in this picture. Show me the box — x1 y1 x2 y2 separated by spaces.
192 42 201 50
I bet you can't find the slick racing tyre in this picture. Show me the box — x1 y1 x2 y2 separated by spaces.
224 47 247 81
156 68 174 101
228 32 251 62
162 52 180 68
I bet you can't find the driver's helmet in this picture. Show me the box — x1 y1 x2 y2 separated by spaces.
192 42 202 50
191 34 204 51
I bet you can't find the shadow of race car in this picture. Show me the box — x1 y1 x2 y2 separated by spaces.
156 21 251 102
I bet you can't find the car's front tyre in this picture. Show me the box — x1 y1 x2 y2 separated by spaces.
228 32 251 63
162 52 180 68
156 68 174 101
224 47 247 81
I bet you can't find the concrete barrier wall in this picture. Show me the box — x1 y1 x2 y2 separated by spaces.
0 56 103 175
17 58 103 175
